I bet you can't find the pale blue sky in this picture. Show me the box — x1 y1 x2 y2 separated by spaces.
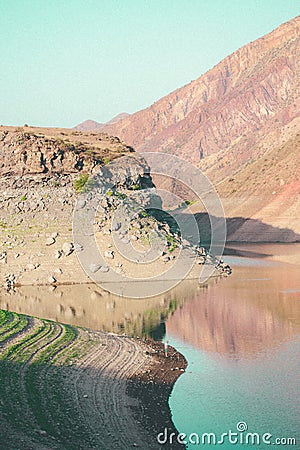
0 0 299 128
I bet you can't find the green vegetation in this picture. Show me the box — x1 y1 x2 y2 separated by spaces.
114 191 127 200
64 142 74 150
0 312 28 344
73 173 90 192
0 310 86 448
166 234 177 253
184 199 196 206
103 156 111 165
140 210 150 218
20 195 27 202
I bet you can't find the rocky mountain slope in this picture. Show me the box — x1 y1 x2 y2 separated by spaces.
100 16 300 242
75 112 130 132
103 17 299 162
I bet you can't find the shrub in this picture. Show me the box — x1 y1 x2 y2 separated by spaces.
73 174 91 193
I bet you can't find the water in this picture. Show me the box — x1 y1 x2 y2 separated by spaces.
165 245 300 449
1 244 299 448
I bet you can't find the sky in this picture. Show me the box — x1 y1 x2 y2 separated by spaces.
0 0 299 128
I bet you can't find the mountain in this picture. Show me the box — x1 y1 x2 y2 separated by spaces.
102 16 300 242
75 112 130 131
106 112 130 124
74 119 104 131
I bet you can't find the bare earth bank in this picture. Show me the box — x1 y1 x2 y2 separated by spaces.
0 312 186 449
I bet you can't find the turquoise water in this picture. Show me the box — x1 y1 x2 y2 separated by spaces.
167 337 299 449
164 252 300 449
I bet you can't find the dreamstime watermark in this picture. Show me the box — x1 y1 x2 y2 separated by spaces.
72 152 226 298
157 421 297 446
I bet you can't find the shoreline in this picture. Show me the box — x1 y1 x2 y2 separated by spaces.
0 311 187 449
5 269 224 288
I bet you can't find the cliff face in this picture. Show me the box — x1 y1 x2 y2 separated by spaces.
103 17 299 166
0 127 134 176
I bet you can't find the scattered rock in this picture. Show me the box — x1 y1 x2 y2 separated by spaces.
0 252 7 264
104 250 114 259
77 199 86 209
4 273 15 290
62 242 73 256
73 243 83 252
111 222 121 231
45 237 55 246
54 268 63 275
91 290 102 300
197 256 205 264
48 275 57 283
55 250 62 259
90 263 101 273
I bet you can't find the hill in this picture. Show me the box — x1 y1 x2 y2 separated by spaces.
75 112 130 132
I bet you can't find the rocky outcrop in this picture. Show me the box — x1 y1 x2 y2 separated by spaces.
0 127 153 230
0 127 134 176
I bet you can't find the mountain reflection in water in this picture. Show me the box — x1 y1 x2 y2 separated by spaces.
167 263 300 359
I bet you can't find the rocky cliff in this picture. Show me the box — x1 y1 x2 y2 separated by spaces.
0 126 134 176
